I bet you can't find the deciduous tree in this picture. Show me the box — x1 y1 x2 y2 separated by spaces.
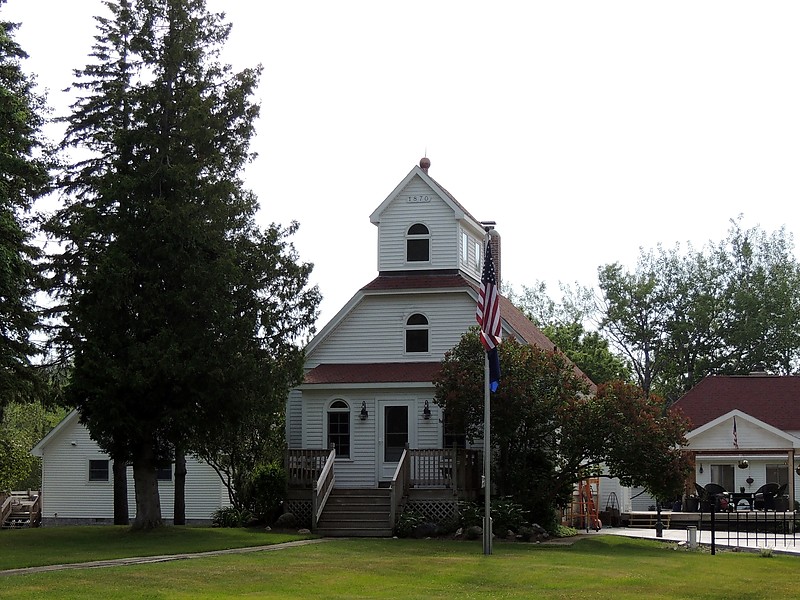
434 330 691 524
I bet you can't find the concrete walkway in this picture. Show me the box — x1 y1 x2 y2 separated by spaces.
0 538 334 577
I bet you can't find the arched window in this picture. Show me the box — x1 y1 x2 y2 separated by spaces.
405 313 429 353
406 223 430 262
327 400 350 458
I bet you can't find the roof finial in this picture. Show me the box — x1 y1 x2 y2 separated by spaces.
419 156 430 173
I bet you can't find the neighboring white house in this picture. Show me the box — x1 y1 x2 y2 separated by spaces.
31 410 230 525
674 373 800 509
285 158 594 491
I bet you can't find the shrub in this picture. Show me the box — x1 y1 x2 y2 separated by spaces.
394 509 426 538
212 506 255 528
243 461 287 523
491 497 528 533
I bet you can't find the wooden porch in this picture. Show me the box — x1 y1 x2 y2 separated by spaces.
1 490 41 529
284 447 481 536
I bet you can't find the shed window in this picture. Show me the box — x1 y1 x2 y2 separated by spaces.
327 400 351 458
157 465 173 482
89 459 110 482
405 313 429 353
406 224 430 262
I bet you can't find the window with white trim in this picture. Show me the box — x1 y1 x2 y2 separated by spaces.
406 223 430 262
89 459 110 482
327 400 351 458
405 313 429 353
461 232 468 263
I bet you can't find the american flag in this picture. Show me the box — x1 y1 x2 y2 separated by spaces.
733 416 739 449
476 238 501 391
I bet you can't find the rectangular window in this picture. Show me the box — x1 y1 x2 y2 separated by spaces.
710 464 734 491
157 465 173 481
474 241 481 270
89 459 110 482
328 412 350 458
407 239 429 262
461 232 468 262
766 464 789 487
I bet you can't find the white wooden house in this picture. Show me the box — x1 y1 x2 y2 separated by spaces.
284 158 588 535
31 411 229 525
675 373 800 510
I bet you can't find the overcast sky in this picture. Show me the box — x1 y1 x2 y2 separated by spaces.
6 1 800 331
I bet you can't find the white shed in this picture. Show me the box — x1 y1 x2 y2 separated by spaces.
31 411 230 525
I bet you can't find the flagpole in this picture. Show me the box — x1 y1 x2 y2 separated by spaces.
483 351 492 555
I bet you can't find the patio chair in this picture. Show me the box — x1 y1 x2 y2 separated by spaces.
704 483 732 511
753 482 780 510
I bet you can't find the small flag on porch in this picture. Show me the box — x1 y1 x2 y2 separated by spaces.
476 238 501 392
733 416 739 449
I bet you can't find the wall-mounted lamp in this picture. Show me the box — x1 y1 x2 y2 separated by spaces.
423 400 432 420
738 459 749 469
699 464 703 474
359 401 368 421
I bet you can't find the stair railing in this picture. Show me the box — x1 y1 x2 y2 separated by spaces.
1 495 12 527
389 447 410 528
311 446 336 532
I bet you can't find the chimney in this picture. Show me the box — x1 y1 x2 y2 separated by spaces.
490 229 501 291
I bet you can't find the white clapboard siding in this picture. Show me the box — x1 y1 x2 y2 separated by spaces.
36 412 229 522
300 391 442 488
307 292 476 367
286 389 303 448
377 178 460 272
691 417 790 450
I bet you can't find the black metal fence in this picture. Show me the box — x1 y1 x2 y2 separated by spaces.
700 507 797 554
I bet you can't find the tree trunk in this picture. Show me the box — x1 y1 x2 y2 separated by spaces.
113 460 129 525
132 448 163 530
173 447 186 526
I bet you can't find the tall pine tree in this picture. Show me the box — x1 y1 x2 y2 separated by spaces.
45 0 319 529
0 1 52 423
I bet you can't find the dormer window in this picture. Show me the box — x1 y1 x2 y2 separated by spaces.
406 224 430 262
405 313 429 353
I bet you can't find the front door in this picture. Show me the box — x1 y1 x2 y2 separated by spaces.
378 401 414 481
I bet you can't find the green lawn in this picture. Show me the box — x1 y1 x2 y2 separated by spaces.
1 530 798 599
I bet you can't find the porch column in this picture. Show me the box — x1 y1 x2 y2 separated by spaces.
790 449 796 509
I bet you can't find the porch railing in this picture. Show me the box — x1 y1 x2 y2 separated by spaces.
389 449 411 527
285 449 331 488
311 447 336 532
409 448 481 494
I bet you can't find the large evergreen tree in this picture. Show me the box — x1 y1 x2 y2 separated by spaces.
44 0 319 529
0 1 52 423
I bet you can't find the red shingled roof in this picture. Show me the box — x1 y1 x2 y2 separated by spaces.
672 375 800 431
305 362 442 385
361 273 470 291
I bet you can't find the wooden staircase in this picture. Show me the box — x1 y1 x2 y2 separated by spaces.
1 491 41 529
316 488 393 537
